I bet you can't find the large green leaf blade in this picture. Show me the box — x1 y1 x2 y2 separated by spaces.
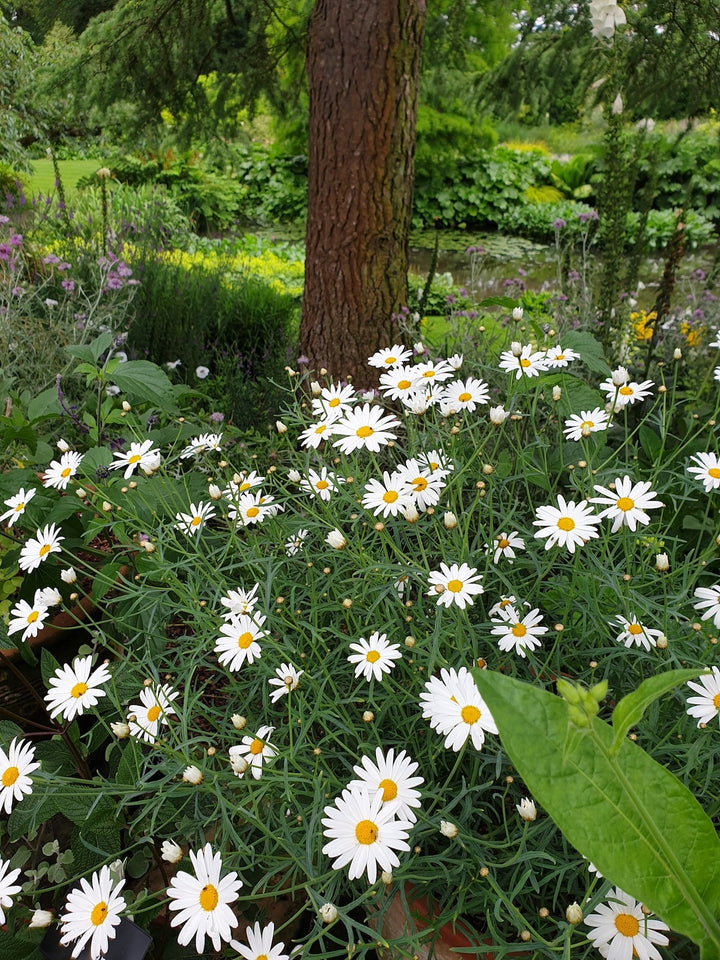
611 669 705 753
109 361 175 406
473 669 720 954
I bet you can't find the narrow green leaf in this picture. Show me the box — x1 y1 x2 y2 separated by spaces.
473 669 720 955
611 669 705 754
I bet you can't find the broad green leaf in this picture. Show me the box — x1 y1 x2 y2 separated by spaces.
560 329 612 376
65 331 113 364
611 669 705 754
26 386 62 420
473 669 720 956
639 424 664 464
109 360 175 406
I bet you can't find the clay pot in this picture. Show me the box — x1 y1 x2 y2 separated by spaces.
375 886 488 960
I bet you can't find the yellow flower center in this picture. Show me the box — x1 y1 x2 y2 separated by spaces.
90 901 108 926
199 884 219 911
384 356 396 365
557 517 575 531
581 420 594 430
190 515 202 527
709 468 720 479
249 738 264 755
355 819 378 844
412 477 427 490
14 502 24 512
128 453 142 464
27 610 39 624
329 397 340 407
422 370 435 379
378 778 398 801
555 354 565 361
366 650 381 663
461 704 481 724
356 425 374 438
619 386 633 396
383 490 399 503
520 358 531 367
246 506 260 518
237 631 254 649
2 766 19 787
713 693 720 709
447 579 463 593
39 544 51 558
146 705 161 722
511 623 527 637
614 913 639 938
71 682 88 699
397 379 412 390
458 392 472 402
498 538 510 549
316 480 329 490
61 467 72 478
315 424 327 435
628 624 643 635
616 497 634 512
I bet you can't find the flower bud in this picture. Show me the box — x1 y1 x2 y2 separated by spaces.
61 567 77 584
512 307 524 321
516 797 537 821
160 839 184 863
111 721 130 739
611 366 629 387
489 406 508 426
511 340 522 357
231 714 247 730
122 400 132 412
326 529 347 550
56 438 70 453
288 469 301 483
673 348 682 360
276 420 287 434
612 93 623 115
310 380 322 397
403 503 419 523
182 765 203 785
440 820 458 839
208 484 222 500
443 511 458 530
552 385 562 401
566 902 583 925
655 553 669 571
362 710 374 723
29 909 54 929
319 903 338 923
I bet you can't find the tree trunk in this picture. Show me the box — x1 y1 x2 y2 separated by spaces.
299 0 427 388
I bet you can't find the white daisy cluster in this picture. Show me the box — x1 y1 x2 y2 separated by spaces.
498 341 580 380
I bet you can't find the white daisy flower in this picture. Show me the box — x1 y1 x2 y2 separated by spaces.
8 597 50 643
299 419 334 450
368 345 413 368
215 613 267 672
413 358 454 385
127 683 180 743
693 584 720 628
544 345 580 367
285 528 308 556
36 586 62 607
166 843 242 954
321 786 413 883
362 471 414 518
0 486 36 528
563 408 610 442
42 451 84 490
686 666 720 726
533 496 600 552
224 471 265 500
332 404 400 455
348 746 424 823
19 522 64 572
498 344 548 379
416 449 453 477
348 632 402 682
0 857 23 925
687 451 720 493
488 595 518 617
590 476 663 532
396 458 446 512
440 376 490 412
491 605 547 658
228 724 277 779
232 921 289 960
108 439 161 479
174 501 216 535
220 583 260 618
59 865 126 960
268 663 304 702
45 656 112 722
300 466 342 501
401 388 437 415
714 366 720 382
420 666 497 752
179 433 223 458
585 887 669 960
447 352 463 370
613 614 664 651
378 365 420 402
427 562 484 610
0 738 40 814
61 567 77 584
311 382 356 421
487 531 525 564
161 840 184 863
600 377 654 407
229 492 276 526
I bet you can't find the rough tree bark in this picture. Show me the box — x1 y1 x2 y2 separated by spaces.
298 0 427 388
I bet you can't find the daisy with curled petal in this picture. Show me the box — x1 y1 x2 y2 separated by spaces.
378 365 419 402
45 656 112 722
349 746 424 823
300 466 342 501
299 419 333 450
108 439 161 479
368 344 413 368
693 584 720 628
498 344 548 379
8 596 50 642
362 471 414 518
491 605 547 658
413 358 455 385
174 501 216 535
442 376 490 411
0 738 40 814
563 408 610 442
488 595 518 617
321 786 413 883
348 632 402 682
420 666 497 752
0 486 36 528
127 683 180 743
229 724 277 779
590 476 663 532
533 495 600 553
585 887 669 960
167 842 242 954
427 562 484 609
268 662 304 702
614 614 664 651
285 528 308 556
396 458 445 511
232 921 289 960
59 864 127 960
312 382 356 420
544 345 580 368
487 531 525 564
601 378 655 407
19 522 64 573
416 449 453 477
686 666 720 727
180 432 223 458
220 583 260 618
215 612 267 672
687 451 720 493
331 404 400 455
42 450 84 490
0 856 22 925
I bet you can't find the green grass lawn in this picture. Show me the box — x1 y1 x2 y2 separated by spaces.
27 158 104 198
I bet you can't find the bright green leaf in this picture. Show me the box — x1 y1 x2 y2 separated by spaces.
611 669 706 754
109 361 175 406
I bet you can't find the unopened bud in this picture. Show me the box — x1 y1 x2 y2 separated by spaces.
443 511 458 530
110 722 130 739
655 553 669 571
566 903 583 925
440 820 458 838
182 765 203 785
310 380 322 397
275 420 287 434
231 714 246 730
319 903 338 923
512 307 524 321
552 385 562 401
208 484 222 500
516 797 537 821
